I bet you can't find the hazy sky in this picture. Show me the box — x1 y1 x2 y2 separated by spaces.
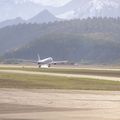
30 0 71 7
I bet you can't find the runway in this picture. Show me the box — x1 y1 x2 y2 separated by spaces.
0 89 120 120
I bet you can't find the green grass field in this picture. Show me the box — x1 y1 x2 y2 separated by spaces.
0 66 120 77
0 72 120 91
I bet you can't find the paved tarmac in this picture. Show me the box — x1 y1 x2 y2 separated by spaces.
0 89 120 120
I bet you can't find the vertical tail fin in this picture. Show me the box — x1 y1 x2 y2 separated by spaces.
37 54 40 61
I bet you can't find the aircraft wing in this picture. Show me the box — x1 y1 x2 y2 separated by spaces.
51 61 68 65
9 59 37 63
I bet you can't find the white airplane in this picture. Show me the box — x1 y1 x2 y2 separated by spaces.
37 54 68 68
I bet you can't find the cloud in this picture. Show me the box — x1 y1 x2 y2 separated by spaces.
30 0 71 7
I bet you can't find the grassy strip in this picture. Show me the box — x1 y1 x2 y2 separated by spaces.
0 73 120 90
0 67 120 77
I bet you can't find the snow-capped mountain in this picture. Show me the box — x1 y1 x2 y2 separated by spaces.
57 0 120 19
0 0 120 22
88 0 119 17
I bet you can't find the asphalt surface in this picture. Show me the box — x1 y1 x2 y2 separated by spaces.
0 89 120 120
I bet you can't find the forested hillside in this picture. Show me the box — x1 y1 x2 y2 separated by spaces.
2 17 120 64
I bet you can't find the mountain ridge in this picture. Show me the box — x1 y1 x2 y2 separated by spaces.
0 10 60 28
0 17 25 28
28 9 59 24
1 17 120 64
1 0 120 22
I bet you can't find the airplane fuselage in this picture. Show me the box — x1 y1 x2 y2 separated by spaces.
37 55 68 68
37 57 53 67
